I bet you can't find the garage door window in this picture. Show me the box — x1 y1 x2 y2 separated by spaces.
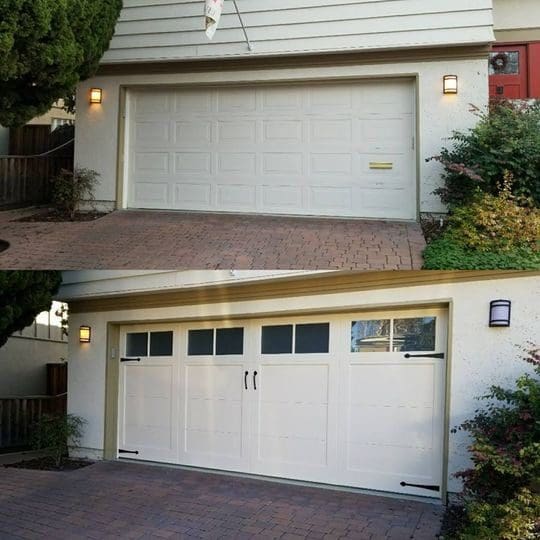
261 323 329 354
295 323 329 353
188 328 244 355
351 320 391 352
351 317 436 353
261 325 293 354
393 317 436 352
126 331 173 356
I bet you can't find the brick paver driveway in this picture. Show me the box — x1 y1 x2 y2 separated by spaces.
0 461 443 539
0 210 425 270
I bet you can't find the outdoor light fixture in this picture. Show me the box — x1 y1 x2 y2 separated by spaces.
89 88 102 104
79 325 92 343
443 75 458 95
489 300 511 327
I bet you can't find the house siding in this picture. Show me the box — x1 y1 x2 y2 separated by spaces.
103 0 494 63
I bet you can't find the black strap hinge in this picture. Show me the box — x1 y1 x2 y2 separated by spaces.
119 449 139 455
120 357 141 362
400 481 440 492
404 353 445 359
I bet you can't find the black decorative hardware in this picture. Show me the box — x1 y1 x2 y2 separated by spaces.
400 481 439 492
244 371 249 390
253 370 258 390
119 449 139 455
496 86 504 95
404 353 445 359
120 357 141 362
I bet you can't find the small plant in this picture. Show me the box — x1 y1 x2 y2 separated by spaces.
30 413 86 469
444 173 540 253
50 168 100 219
429 101 540 208
444 346 540 539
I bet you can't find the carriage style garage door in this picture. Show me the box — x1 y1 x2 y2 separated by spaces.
118 308 447 498
125 79 416 220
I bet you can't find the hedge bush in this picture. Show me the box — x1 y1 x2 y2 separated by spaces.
444 347 540 539
431 101 540 208
422 184 540 270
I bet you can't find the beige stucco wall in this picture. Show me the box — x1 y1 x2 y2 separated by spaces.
75 56 489 215
493 0 540 40
64 274 539 494
0 335 67 396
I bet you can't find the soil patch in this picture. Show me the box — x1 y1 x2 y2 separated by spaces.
5 456 94 471
16 211 108 223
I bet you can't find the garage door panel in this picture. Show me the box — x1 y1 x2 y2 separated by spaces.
132 182 169 206
175 121 212 144
257 435 327 466
174 152 212 174
347 443 434 477
134 121 170 145
261 185 303 209
175 91 212 113
175 183 212 207
348 405 436 448
348 364 435 406
127 81 416 219
134 153 170 174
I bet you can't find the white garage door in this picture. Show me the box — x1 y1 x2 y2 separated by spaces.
118 308 446 497
126 80 416 220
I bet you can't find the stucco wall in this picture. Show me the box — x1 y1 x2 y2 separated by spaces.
75 57 488 214
493 0 540 30
65 274 539 494
0 335 67 396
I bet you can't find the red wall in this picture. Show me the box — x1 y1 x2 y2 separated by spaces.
528 42 540 98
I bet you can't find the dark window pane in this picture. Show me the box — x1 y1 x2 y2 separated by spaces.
295 323 329 353
393 317 436 352
261 325 293 354
188 329 214 355
216 327 244 355
351 320 391 352
150 331 173 356
126 332 148 357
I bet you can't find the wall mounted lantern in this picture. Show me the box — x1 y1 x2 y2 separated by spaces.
443 75 458 95
89 88 103 104
489 300 511 327
79 325 92 343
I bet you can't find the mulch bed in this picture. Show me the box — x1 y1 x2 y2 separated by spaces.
4 456 94 472
439 504 466 539
16 211 107 222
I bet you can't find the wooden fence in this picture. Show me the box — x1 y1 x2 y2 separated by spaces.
0 154 73 208
0 393 67 449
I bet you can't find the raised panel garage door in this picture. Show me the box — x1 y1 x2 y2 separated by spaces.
126 80 416 219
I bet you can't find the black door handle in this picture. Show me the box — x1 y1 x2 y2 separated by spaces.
253 371 258 390
404 353 444 359
244 371 248 390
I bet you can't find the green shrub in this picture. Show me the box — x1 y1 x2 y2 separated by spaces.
444 177 539 253
423 235 540 270
50 168 100 219
430 101 540 207
446 347 540 539
30 413 86 468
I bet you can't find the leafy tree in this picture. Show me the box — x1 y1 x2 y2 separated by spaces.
0 0 122 127
0 271 62 347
